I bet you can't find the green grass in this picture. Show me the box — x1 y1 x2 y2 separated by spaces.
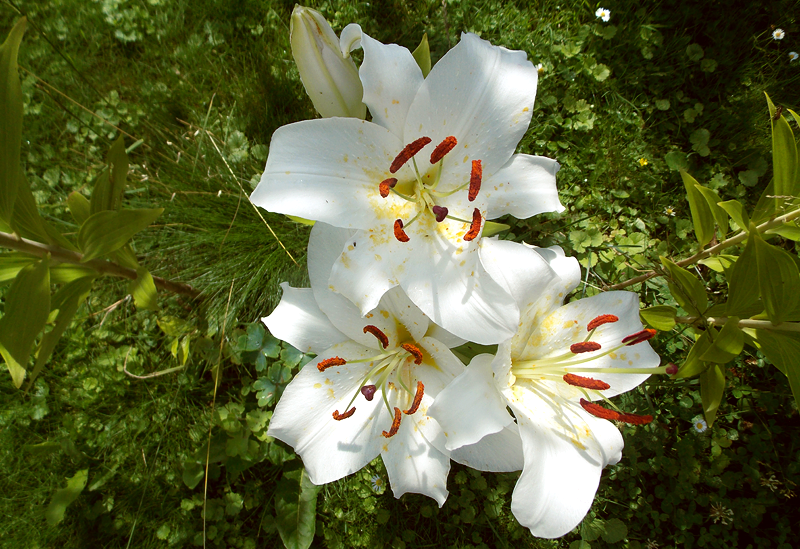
1 0 799 547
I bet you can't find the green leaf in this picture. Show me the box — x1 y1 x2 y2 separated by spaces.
665 151 688 171
50 263 97 284
698 254 737 274
90 136 129 214
0 252 37 285
45 469 88 526
78 208 163 262
726 231 761 318
569 542 591 549
182 462 204 490
675 331 712 378
754 329 800 411
766 222 800 241
129 267 158 311
601 518 628 543
751 178 776 225
0 256 50 388
11 174 75 250
275 466 321 549
717 200 750 231
639 305 677 331
699 363 725 426
411 33 431 78
0 18 26 225
67 191 91 226
285 214 315 226
766 93 798 198
699 317 743 363
580 518 604 542
753 228 800 324
694 184 728 234
482 220 510 238
680 170 715 246
660 256 707 315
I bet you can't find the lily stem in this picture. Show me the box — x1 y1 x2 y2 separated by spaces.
675 316 800 333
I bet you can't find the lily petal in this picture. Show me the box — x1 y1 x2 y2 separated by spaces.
251 118 403 230
262 283 349 354
479 238 560 306
509 391 624 539
450 424 524 473
484 154 564 219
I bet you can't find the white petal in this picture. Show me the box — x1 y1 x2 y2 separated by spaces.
427 354 514 451
508 391 624 539
423 322 467 348
450 423 524 472
403 33 538 184
251 118 403 230
267 341 390 485
262 283 348 354
479 238 560 307
381 415 451 507
342 24 424 138
484 154 564 219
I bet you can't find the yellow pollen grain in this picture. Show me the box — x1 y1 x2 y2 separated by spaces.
340 253 352 269
463 155 469 163
619 354 627 361
628 360 634 365
609 352 618 359
324 378 333 385
285 171 291 175
523 107 529 112
343 154 349 162
381 310 390 318
327 388 335 399
570 438 586 450
313 383 322 389
366 313 373 318
392 99 399 104
347 244 355 251
374 254 381 261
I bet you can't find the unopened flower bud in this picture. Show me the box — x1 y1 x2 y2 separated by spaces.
290 6 366 119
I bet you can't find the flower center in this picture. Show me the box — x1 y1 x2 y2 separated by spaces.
510 314 676 425
381 135 483 243
319 324 427 438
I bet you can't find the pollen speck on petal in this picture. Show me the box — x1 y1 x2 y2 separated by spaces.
463 208 482 241
563 373 610 390
403 381 424 414
587 314 619 331
382 407 402 437
379 177 397 198
363 325 390 348
390 137 432 173
393 219 410 242
468 160 482 201
333 407 356 420
430 136 457 164
570 341 602 354
318 356 347 371
400 343 424 364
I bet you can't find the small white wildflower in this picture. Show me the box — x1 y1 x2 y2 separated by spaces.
534 63 544 74
709 503 734 525
790 51 799 62
370 475 386 494
664 206 676 217
760 474 781 492
596 8 611 22
645 541 660 549
773 28 785 40
692 417 708 433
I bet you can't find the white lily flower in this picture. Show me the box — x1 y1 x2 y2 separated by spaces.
263 223 523 505
429 245 667 538
251 30 563 345
290 6 366 119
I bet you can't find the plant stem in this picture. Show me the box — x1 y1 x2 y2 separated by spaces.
675 316 800 333
0 231 201 299
607 206 800 290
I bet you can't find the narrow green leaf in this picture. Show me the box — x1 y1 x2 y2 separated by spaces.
0 252 37 284
675 331 712 378
680 170 715 246
766 94 798 198
285 215 316 226
78 208 163 262
0 18 26 225
50 263 97 284
67 191 91 226
129 267 158 311
482 220 510 238
787 108 800 130
45 469 89 526
112 244 141 270
751 178 776 225
90 136 129 214
639 305 677 331
411 33 431 78
726 231 761 317
11 174 75 250
275 466 321 549
766 222 800 241
753 228 800 324
754 329 800 411
717 200 750 231
660 256 708 315
0 256 50 387
699 363 725 426
699 317 744 363
698 254 737 274
694 184 728 234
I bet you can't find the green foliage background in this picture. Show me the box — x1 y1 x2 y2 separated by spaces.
1 0 799 547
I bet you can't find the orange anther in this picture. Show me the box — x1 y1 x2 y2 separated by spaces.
318 356 346 372
570 341 602 354
563 374 610 390
363 325 389 349
394 219 410 242
619 412 653 425
587 314 619 331
468 160 482 201
463 208 482 241
332 407 356 420
379 178 398 198
403 381 425 415
382 407 402 437
579 398 621 421
622 329 657 346
390 137 432 173
400 343 424 365
429 136 457 164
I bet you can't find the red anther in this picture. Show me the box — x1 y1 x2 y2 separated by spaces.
468 160 482 201
579 398 622 421
463 208 482 241
393 219 410 242
587 314 619 331
563 374 611 390
382 407 402 437
665 363 678 375
390 137 432 173
570 341 602 354
361 385 377 401
379 177 398 198
318 356 346 372
363 325 389 349
332 407 356 420
432 205 448 222
400 343 424 365
403 381 425 415
619 412 653 425
430 136 457 164
622 329 657 346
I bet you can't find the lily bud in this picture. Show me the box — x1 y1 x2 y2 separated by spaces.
290 6 366 119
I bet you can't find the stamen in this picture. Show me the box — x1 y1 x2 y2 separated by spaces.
400 343 423 365
432 205 448 222
430 136 457 164
619 412 653 425
363 325 390 349
468 160 482 201
463 208 482 241
361 385 377 401
379 178 398 198
390 137 432 173
403 381 425 414
382 407 402 437
580 398 621 421
587 314 619 331
332 407 356 420
393 219 410 242
318 356 346 372
622 329 657 346
563 374 610 390
570 341 602 354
